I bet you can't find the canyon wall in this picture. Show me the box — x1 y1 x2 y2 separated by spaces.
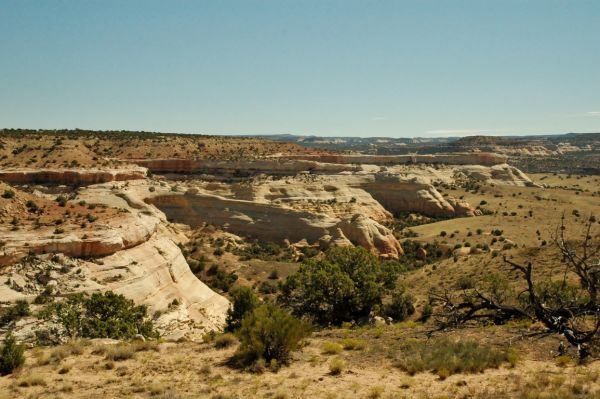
357 174 476 217
284 152 508 166
0 168 147 186
130 158 361 175
147 192 402 258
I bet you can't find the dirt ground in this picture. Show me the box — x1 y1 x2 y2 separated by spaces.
1 323 599 399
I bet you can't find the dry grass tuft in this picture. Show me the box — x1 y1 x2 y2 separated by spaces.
394 338 513 377
341 338 367 351
104 344 135 361
214 333 238 349
322 341 343 355
329 357 346 375
16 374 46 387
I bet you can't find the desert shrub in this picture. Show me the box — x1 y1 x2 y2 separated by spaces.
0 333 25 375
401 240 448 268
321 342 343 354
40 291 157 340
1 189 15 199
234 304 309 366
384 286 415 322
26 200 39 212
234 241 293 261
206 266 238 293
258 280 278 294
0 299 30 327
456 276 475 290
279 247 402 325
225 287 259 332
16 374 46 387
55 195 67 207
104 344 135 361
394 338 512 377
188 257 206 274
341 338 367 351
328 357 345 375
34 286 55 304
299 246 320 259
40 341 86 365
214 333 238 349
213 247 224 256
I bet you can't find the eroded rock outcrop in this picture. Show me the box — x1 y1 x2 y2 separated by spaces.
0 181 229 340
357 173 477 217
147 191 402 258
285 152 508 166
457 164 539 187
0 168 147 186
131 158 361 175
335 214 403 258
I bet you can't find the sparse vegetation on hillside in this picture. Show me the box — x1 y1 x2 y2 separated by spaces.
0 299 30 328
432 215 600 357
233 241 294 262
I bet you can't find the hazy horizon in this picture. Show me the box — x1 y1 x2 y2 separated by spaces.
2 1 599 137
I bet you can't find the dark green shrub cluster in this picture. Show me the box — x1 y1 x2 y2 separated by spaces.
401 240 448 267
394 338 515 377
225 287 259 332
206 265 238 293
0 300 30 327
258 280 278 295
234 304 309 366
40 291 157 340
233 241 293 261
279 247 404 325
384 286 415 321
0 334 25 375
1 189 15 199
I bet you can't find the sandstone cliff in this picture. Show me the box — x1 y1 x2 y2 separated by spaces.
0 181 229 340
0 168 147 186
284 152 508 166
147 191 403 259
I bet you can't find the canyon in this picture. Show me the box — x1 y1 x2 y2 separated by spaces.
0 132 541 342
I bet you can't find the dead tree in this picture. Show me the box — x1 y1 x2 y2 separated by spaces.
431 214 600 353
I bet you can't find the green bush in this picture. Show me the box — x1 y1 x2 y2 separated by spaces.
225 287 259 332
0 300 30 327
0 333 25 375
279 247 402 325
40 291 157 340
235 304 309 366
394 338 512 377
384 286 415 322
206 266 238 293
258 280 278 294
456 276 475 290
1 189 15 199
419 303 433 322
233 241 293 261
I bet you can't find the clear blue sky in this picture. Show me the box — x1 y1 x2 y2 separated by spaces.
1 0 599 137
